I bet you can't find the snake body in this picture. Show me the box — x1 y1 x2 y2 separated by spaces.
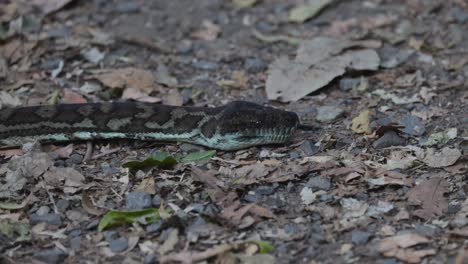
0 101 299 150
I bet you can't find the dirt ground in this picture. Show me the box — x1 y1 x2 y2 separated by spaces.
0 0 468 263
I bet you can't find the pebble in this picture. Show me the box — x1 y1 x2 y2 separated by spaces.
316 106 344 122
69 153 83 164
115 2 140 13
400 115 425 136
339 78 360 91
69 236 81 250
33 248 68 264
126 192 152 210
192 60 218 71
36 206 50 215
30 213 62 226
298 140 319 156
243 193 258 203
244 57 267 73
452 7 468 23
146 220 163 233
255 186 275 195
109 237 128 253
56 199 70 213
306 176 331 191
152 194 162 207
373 130 406 149
351 230 371 245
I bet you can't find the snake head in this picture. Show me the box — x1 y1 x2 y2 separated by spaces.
204 101 299 150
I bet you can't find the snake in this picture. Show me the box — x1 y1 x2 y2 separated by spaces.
0 101 300 150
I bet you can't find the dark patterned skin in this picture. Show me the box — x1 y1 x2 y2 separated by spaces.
0 101 299 150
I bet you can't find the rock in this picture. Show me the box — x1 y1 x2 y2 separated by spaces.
109 237 128 253
243 193 258 203
56 199 70 213
373 131 406 149
379 47 414 69
255 186 275 195
146 220 163 233
400 115 425 136
33 248 68 264
69 154 83 164
176 40 193 54
126 192 152 210
36 206 50 215
115 2 140 13
452 7 468 23
152 194 162 207
298 140 319 156
339 78 360 91
351 230 371 245
244 57 267 73
30 213 62 225
316 106 344 122
192 60 218 71
69 236 81 250
306 176 331 191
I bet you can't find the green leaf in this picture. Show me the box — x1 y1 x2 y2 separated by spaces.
249 240 274 254
98 208 160 232
0 220 31 242
122 151 178 170
179 150 216 163
0 201 27 210
288 0 334 23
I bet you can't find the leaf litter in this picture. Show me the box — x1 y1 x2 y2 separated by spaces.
1 0 467 263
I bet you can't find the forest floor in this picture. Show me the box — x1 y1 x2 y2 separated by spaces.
0 0 467 263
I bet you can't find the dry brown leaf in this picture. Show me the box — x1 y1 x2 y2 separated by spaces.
351 110 372 134
121 87 161 103
159 229 179 256
81 192 104 216
61 89 87 104
91 68 156 93
406 177 449 220
423 147 462 168
367 170 413 188
135 177 156 195
378 234 434 263
266 37 380 102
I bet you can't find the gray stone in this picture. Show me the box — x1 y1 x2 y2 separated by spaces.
400 115 425 136
116 2 140 13
109 237 128 253
36 206 50 215
339 78 360 91
452 7 468 23
69 154 83 164
243 193 258 203
146 220 163 233
255 186 275 195
56 199 70 213
33 248 68 264
152 194 162 207
299 141 319 156
306 176 331 191
351 230 371 245
30 213 62 225
373 131 406 149
192 60 218 71
126 192 152 210
69 236 81 250
244 58 267 73
316 106 344 122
